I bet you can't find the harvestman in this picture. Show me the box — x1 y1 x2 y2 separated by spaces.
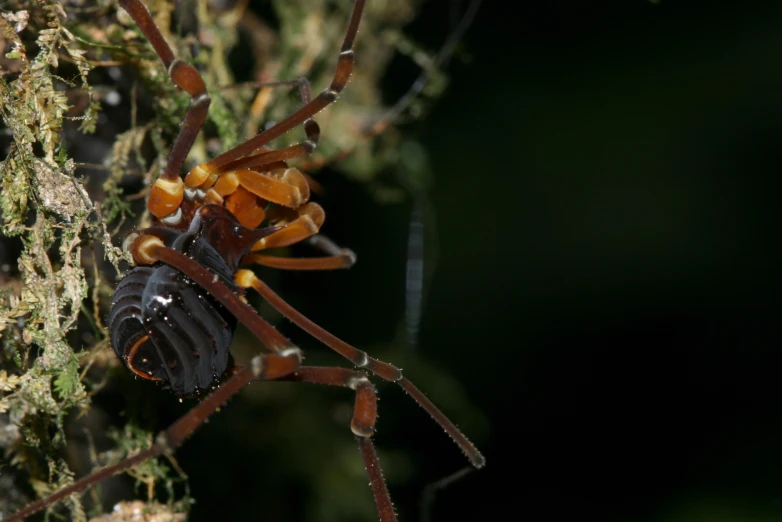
5 1 485 520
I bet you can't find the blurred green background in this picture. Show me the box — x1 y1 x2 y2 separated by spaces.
39 0 782 521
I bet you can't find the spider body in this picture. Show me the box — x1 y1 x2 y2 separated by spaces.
109 206 277 397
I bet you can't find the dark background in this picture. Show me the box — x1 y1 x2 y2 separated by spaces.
410 1 782 521
317 1 782 521
52 0 782 521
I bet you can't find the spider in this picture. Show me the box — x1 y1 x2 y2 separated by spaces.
4 0 484 520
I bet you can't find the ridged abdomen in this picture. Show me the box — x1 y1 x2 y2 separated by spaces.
108 221 240 398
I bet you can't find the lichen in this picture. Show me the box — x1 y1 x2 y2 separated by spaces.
0 3 98 518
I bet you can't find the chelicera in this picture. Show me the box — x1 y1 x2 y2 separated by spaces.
5 0 484 520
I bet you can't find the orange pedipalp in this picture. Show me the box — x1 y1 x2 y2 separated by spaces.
225 186 267 229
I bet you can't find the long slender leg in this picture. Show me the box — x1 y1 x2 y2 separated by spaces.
241 251 355 271
208 79 320 176
210 142 318 176
131 235 296 354
6 235 311 521
130 237 398 522
118 0 210 218
232 76 316 142
282 367 396 522
193 0 367 177
296 0 484 172
3 352 301 522
187 78 322 184
234 269 486 469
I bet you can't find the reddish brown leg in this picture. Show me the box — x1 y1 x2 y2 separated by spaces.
132 236 298 354
6 234 311 522
200 0 367 174
117 0 209 177
296 0 484 172
282 367 396 522
241 252 354 270
212 141 318 176
234 270 486 469
118 0 210 219
207 77 322 175
3 352 301 522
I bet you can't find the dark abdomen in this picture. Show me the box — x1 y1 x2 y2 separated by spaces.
108 228 239 398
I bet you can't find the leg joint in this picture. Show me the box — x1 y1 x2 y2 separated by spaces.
168 59 207 97
193 92 211 108
355 351 369 367
279 347 303 363
303 140 317 152
347 374 371 391
251 355 264 377
350 422 374 438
